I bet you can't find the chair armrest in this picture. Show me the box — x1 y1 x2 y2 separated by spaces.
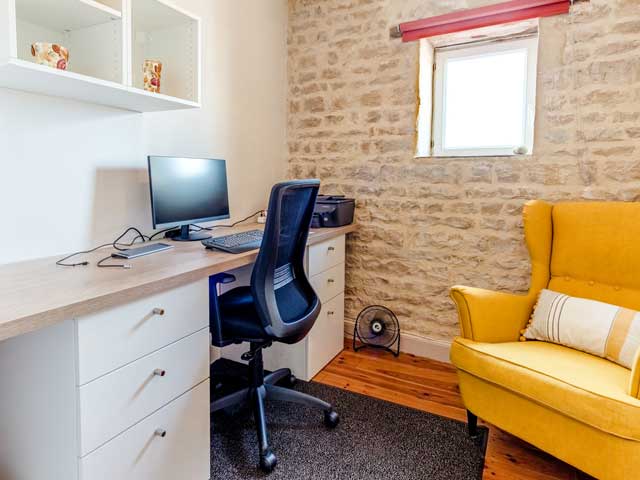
450 285 536 343
209 273 237 347
629 349 640 399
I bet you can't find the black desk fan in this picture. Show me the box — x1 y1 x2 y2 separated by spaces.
353 305 400 356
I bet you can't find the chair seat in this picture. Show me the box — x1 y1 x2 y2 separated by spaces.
451 337 640 441
219 287 268 342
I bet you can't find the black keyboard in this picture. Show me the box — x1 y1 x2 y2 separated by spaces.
202 229 264 254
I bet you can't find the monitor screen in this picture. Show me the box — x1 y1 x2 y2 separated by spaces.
148 156 230 228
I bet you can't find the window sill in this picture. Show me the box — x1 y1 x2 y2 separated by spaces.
414 153 533 160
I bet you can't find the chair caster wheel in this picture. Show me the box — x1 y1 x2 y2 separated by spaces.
260 450 277 473
324 409 339 428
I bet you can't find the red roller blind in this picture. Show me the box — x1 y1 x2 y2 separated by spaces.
399 0 570 43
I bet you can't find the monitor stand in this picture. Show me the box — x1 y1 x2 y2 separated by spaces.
169 224 211 242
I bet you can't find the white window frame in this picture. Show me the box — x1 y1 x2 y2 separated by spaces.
430 36 538 158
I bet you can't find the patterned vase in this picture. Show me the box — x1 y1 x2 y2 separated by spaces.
143 60 162 93
31 42 69 70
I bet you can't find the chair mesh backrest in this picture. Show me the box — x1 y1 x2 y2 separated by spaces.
251 180 321 342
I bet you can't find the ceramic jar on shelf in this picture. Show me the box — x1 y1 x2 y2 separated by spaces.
31 42 69 70
143 60 162 93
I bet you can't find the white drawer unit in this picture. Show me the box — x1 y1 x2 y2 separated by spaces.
80 380 211 480
0 280 212 480
310 262 345 303
308 293 345 379
76 278 209 384
78 328 210 456
308 235 345 275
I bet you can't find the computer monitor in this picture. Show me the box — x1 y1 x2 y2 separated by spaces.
148 156 230 241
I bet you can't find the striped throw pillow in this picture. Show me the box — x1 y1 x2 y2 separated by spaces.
522 289 640 369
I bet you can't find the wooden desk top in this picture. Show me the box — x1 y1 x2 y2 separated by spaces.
0 224 356 343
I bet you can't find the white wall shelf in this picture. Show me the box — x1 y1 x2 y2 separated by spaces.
0 0 201 112
0 58 199 112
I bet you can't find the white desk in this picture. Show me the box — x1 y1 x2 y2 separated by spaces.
0 224 355 480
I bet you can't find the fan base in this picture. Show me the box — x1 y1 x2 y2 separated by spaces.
353 340 400 357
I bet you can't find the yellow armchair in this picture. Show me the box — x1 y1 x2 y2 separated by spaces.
450 200 640 480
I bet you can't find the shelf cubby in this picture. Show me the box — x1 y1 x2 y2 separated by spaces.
15 0 123 83
130 0 199 103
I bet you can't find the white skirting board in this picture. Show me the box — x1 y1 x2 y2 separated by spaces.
211 324 453 366
344 320 452 363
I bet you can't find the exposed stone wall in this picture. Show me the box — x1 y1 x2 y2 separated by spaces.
287 0 640 341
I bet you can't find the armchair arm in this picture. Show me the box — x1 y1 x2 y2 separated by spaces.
450 285 537 343
629 348 640 399
209 273 237 347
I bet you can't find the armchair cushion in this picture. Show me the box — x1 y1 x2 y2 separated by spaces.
524 289 640 369
451 337 640 441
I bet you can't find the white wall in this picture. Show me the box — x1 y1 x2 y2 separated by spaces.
0 0 288 264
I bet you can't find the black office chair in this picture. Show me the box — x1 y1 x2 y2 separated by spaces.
209 180 339 473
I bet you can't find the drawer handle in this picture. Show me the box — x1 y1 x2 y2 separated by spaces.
327 278 335 284
327 246 335 252
154 428 167 438
152 308 165 316
328 311 335 316
153 369 166 377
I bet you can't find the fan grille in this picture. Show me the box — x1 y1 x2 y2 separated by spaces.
355 306 399 348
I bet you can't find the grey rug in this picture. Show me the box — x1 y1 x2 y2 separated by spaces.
210 381 488 480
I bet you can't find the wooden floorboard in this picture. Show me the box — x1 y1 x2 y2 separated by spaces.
314 340 594 480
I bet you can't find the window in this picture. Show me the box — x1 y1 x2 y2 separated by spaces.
419 36 538 157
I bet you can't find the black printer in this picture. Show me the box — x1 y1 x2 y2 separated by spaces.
311 195 355 228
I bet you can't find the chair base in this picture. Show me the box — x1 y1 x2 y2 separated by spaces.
211 344 339 473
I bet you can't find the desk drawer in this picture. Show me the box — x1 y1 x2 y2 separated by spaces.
310 262 345 303
80 380 210 480
76 279 208 384
308 235 345 276
307 293 345 379
78 328 210 456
